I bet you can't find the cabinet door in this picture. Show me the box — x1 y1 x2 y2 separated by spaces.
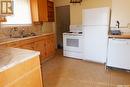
9 67 43 87
45 35 55 58
49 35 56 54
30 0 48 22
45 36 51 58
30 0 39 22
107 39 130 70
34 40 46 62
38 0 48 21
30 0 54 22
0 56 43 87
47 1 54 22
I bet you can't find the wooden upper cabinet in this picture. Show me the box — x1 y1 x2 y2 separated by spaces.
47 1 54 22
30 0 39 22
30 0 54 22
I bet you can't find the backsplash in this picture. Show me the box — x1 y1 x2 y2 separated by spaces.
0 24 43 38
111 28 130 35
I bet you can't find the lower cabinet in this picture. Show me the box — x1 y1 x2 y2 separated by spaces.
34 34 56 63
0 34 56 86
0 44 7 48
34 39 46 63
1 34 56 63
45 35 55 58
0 56 43 87
10 67 43 87
21 42 34 50
19 38 35 50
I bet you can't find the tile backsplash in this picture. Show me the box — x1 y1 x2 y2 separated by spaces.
111 28 130 35
0 24 43 38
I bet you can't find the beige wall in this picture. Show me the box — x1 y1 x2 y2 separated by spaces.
111 0 130 27
42 22 54 33
54 0 112 25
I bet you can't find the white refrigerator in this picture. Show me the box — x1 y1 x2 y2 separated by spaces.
82 7 110 63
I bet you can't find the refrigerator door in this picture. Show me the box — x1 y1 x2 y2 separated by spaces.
82 7 110 26
83 26 109 63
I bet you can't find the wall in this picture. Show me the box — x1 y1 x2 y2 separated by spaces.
42 22 54 33
54 0 112 25
111 0 130 28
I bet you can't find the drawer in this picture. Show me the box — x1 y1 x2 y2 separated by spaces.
20 38 34 45
6 41 20 47
34 36 45 42
0 44 8 48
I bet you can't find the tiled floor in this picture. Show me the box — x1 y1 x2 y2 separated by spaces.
42 51 130 87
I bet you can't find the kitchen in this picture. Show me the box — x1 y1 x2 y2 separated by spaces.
0 0 130 87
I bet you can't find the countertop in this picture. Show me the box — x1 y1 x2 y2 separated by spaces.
109 35 130 39
0 47 40 72
0 33 54 45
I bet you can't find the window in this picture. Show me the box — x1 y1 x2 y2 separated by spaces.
3 0 32 24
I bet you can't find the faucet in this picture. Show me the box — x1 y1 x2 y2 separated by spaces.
9 27 18 38
116 21 120 28
20 28 25 37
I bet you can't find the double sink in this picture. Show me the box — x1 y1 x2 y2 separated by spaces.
11 32 37 38
0 32 38 44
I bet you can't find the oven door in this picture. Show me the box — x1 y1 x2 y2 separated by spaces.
63 34 83 52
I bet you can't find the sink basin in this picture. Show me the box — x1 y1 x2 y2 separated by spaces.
111 28 130 35
11 33 37 38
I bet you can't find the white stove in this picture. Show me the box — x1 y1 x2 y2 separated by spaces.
63 25 84 59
